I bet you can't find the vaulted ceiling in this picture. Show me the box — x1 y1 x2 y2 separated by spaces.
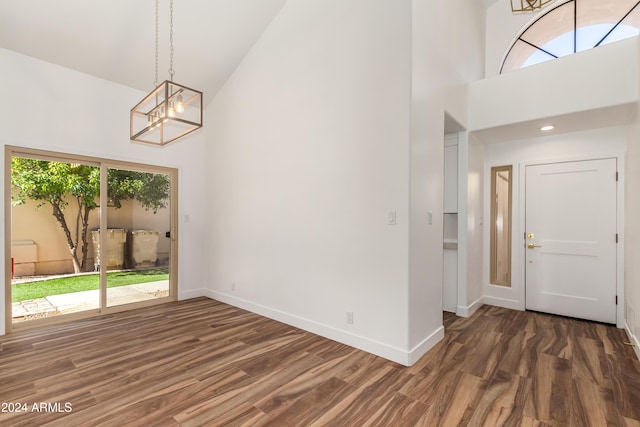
0 0 288 106
1 1 501 107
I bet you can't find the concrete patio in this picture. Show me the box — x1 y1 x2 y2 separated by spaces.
12 280 169 322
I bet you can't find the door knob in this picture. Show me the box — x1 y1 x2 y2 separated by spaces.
527 243 541 249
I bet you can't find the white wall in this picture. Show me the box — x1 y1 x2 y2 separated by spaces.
205 0 413 363
204 0 485 365
625 119 640 357
409 0 485 359
453 131 485 318
624 33 640 356
419 0 487 324
482 127 628 318
412 0 485 355
470 37 639 134
465 134 485 312
0 48 207 335
485 0 541 77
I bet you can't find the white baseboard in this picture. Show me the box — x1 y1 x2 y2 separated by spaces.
456 296 484 317
206 290 443 366
483 296 523 311
407 326 445 366
624 323 640 361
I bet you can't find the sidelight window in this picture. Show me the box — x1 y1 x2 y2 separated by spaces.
490 165 513 287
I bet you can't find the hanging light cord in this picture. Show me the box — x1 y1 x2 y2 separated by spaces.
152 0 175 87
168 0 175 82
154 0 159 88
133 0 201 144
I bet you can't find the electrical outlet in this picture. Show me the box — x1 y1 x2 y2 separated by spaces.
346 311 354 324
231 283 236 291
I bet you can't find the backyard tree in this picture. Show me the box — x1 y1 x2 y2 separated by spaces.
11 158 170 274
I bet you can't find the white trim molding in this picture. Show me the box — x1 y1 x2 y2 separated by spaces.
625 322 640 361
206 290 443 366
457 296 484 317
483 295 522 311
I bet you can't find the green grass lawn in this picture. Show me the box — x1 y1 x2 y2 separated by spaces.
12 269 169 303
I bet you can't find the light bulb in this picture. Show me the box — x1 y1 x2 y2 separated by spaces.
175 94 184 113
150 110 161 128
168 102 176 117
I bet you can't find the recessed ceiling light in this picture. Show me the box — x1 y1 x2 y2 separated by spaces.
540 125 555 131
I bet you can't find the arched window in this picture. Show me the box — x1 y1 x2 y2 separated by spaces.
501 0 640 73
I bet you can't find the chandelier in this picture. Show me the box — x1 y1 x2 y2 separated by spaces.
130 0 203 146
511 0 554 12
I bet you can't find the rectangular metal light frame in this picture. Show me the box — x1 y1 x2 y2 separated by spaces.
130 80 203 146
511 0 554 12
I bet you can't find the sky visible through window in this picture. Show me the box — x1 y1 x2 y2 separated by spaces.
522 24 640 68
501 0 640 73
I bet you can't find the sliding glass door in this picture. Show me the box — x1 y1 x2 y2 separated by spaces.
10 156 101 322
7 147 177 329
105 166 172 307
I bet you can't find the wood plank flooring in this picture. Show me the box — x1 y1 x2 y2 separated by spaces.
1 298 639 426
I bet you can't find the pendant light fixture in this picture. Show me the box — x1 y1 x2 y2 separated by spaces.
511 0 554 12
130 0 203 146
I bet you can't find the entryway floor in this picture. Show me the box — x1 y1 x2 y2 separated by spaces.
11 280 169 322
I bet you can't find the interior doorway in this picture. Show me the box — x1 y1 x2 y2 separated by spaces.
524 158 617 324
443 112 465 317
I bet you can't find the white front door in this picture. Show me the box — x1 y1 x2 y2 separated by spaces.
525 158 617 324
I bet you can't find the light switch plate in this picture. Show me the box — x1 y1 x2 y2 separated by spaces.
388 211 396 225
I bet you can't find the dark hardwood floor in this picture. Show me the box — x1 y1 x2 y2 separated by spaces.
1 298 639 426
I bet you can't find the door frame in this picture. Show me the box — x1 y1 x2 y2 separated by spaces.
517 153 625 327
4 145 179 332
